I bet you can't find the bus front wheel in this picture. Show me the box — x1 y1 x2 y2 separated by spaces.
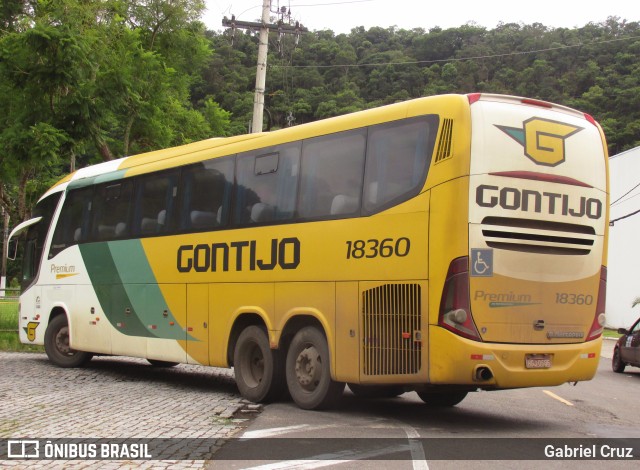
234 325 285 403
286 326 344 410
417 390 468 407
44 314 93 368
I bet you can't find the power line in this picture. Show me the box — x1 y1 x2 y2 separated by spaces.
293 0 375 5
610 208 640 226
272 34 640 69
610 180 640 206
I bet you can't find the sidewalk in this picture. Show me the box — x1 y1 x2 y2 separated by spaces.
0 352 253 469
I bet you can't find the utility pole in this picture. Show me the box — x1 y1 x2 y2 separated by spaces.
1 206 8 297
223 1 306 133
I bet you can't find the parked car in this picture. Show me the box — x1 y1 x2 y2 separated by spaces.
612 316 640 372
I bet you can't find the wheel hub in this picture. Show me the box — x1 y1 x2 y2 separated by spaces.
248 345 265 383
295 345 321 391
55 326 73 356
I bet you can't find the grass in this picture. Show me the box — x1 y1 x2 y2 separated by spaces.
0 298 44 352
0 299 19 328
602 327 622 339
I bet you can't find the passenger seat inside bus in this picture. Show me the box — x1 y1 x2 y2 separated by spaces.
140 209 167 234
250 202 274 223
190 210 218 228
330 195 359 215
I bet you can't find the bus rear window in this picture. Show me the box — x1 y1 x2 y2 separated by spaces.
363 115 438 214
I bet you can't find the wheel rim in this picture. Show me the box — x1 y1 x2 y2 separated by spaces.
242 342 265 388
294 344 322 392
54 326 74 356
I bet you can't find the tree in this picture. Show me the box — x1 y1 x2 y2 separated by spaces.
0 0 220 225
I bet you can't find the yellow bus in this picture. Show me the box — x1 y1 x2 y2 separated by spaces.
9 93 609 410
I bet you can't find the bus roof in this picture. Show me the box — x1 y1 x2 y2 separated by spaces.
44 94 473 198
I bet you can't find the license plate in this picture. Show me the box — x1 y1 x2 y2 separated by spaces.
525 354 552 369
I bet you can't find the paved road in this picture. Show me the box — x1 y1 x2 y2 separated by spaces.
0 352 254 469
209 338 638 469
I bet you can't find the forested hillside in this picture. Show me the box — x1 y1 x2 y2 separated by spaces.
1 0 638 228
206 18 640 155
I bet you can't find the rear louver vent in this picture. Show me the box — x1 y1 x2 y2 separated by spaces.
435 118 453 162
362 284 422 376
481 216 596 255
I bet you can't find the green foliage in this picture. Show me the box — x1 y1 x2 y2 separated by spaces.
204 18 639 156
0 0 224 223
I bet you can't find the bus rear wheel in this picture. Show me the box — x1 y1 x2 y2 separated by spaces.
417 390 468 407
286 326 344 410
44 314 93 368
234 325 285 403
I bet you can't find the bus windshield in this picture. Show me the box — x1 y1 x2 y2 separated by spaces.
19 193 60 291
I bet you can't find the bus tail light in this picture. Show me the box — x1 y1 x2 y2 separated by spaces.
467 93 481 105
584 113 598 126
586 266 607 341
438 257 482 341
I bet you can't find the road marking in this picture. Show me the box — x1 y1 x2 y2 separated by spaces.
402 425 429 470
543 390 574 406
242 425 312 439
242 444 411 469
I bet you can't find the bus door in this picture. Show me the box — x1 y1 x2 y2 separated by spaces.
8 217 44 344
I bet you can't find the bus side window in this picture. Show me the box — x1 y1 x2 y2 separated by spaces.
298 129 366 219
235 142 301 225
133 171 179 236
363 116 438 214
91 181 133 241
49 187 93 258
180 156 234 231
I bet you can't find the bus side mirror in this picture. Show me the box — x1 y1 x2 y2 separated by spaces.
7 238 18 260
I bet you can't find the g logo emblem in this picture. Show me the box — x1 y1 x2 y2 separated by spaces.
497 118 582 167
24 322 39 342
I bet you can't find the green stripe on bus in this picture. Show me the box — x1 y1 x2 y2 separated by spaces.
79 241 190 340
109 240 189 340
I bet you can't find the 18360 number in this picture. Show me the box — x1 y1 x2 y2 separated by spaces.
555 293 594 305
345 237 411 259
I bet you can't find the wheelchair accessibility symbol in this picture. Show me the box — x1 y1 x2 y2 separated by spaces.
471 249 493 277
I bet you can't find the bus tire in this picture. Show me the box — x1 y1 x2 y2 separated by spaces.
147 359 179 368
348 383 404 398
44 314 93 368
417 390 467 407
612 347 626 373
286 326 344 410
234 325 285 403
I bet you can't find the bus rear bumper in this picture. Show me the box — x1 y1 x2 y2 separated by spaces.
428 327 602 389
